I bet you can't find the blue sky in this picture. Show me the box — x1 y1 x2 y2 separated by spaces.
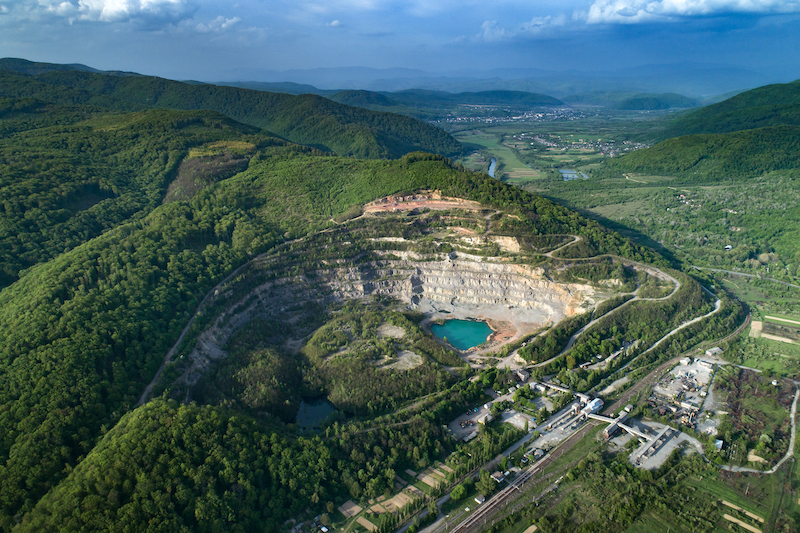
1 0 799 83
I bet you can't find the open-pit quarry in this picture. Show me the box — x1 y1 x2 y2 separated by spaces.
152 196 620 398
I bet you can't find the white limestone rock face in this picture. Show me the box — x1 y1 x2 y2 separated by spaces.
319 255 594 325
176 252 596 391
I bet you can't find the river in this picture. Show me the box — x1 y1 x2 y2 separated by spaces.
488 157 497 178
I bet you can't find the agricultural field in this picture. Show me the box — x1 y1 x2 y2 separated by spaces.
455 129 546 183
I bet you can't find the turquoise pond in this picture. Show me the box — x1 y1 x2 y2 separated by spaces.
431 319 493 351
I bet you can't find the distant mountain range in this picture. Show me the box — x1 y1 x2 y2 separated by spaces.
213 62 786 99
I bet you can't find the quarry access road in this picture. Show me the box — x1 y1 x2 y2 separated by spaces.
527 264 683 369
544 235 581 258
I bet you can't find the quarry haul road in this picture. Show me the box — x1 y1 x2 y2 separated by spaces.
527 261 684 369
136 246 277 406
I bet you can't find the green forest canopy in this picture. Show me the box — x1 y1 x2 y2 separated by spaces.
0 68 740 532
0 67 462 159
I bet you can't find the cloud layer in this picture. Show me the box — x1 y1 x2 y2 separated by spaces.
583 0 800 24
33 0 197 25
0 0 797 81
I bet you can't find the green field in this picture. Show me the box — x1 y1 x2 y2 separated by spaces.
764 313 800 324
624 510 709 533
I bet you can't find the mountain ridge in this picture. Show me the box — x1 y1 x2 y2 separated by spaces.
0 62 462 159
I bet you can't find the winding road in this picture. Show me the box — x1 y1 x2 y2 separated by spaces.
528 261 684 369
692 266 800 290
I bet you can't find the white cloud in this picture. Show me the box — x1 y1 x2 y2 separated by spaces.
327 19 342 26
195 14 240 32
582 0 800 24
476 14 567 42
520 13 566 34
33 0 196 25
478 20 508 42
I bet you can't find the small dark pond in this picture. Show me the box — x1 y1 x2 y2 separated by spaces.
295 399 336 429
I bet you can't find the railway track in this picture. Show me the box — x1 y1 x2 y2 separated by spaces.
441 422 599 533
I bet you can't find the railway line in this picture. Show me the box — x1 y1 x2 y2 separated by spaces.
440 421 599 533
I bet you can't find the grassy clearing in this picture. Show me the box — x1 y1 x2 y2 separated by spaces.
591 199 650 219
621 173 677 184
684 475 772 516
188 140 256 158
624 510 707 533
737 336 800 374
718 278 800 314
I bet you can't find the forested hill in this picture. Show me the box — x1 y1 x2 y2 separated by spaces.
330 89 401 108
615 93 698 110
0 65 462 159
604 125 800 180
603 80 800 180
0 94 662 529
562 91 698 109
0 99 276 286
663 78 800 137
0 57 139 77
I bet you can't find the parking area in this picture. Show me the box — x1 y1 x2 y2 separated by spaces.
449 405 491 441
